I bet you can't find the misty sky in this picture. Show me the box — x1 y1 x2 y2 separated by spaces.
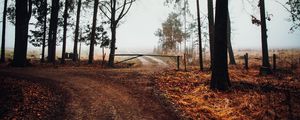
0 0 300 54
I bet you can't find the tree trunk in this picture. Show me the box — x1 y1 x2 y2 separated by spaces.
1 0 8 63
183 0 187 71
48 0 59 63
41 0 47 63
210 0 230 91
108 2 117 67
207 0 214 69
102 47 105 66
79 39 82 61
61 0 69 64
88 0 99 64
73 0 81 62
259 0 272 75
108 24 117 67
13 0 32 67
227 11 236 65
196 0 203 71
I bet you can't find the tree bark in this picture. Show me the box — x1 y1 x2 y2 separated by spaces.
88 0 99 64
109 24 117 67
210 0 230 91
61 0 69 64
73 0 81 62
48 0 59 63
207 0 214 68
1 0 8 63
108 1 117 67
41 0 47 63
227 11 236 65
13 0 32 67
196 0 203 71
259 0 272 75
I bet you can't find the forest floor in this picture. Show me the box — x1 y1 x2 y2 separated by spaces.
0 59 178 120
0 53 300 120
154 64 300 120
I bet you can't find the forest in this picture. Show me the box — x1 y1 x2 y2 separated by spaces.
0 0 300 119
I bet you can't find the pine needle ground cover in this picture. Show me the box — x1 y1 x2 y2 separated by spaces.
154 66 300 119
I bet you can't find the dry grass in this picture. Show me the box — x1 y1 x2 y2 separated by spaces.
154 62 300 119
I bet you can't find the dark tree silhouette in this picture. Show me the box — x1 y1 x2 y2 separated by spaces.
99 0 135 67
1 0 8 63
73 0 82 62
48 0 60 63
196 0 203 71
41 0 47 63
28 0 48 63
207 0 214 68
88 0 99 64
210 0 231 90
13 0 32 67
227 11 236 65
259 0 272 75
61 0 74 64
81 24 110 63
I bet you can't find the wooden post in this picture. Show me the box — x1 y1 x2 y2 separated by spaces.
273 54 276 71
177 56 180 71
244 53 249 70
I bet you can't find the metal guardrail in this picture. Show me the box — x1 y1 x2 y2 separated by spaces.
113 54 181 70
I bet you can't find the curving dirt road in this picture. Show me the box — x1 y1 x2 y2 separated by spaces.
0 66 178 120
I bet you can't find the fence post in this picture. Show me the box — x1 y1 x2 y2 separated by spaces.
273 54 276 71
184 53 187 71
244 53 249 70
177 56 180 70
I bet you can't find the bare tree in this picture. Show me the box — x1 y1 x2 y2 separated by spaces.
99 0 135 67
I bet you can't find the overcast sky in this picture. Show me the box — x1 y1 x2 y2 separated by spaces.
0 0 300 54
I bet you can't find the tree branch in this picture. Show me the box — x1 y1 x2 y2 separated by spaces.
116 0 134 11
99 5 111 20
116 0 134 22
274 0 300 21
116 0 128 22
100 1 112 13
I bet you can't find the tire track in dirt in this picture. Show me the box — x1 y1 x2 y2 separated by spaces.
0 67 177 120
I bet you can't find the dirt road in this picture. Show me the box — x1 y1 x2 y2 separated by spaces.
0 66 178 120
